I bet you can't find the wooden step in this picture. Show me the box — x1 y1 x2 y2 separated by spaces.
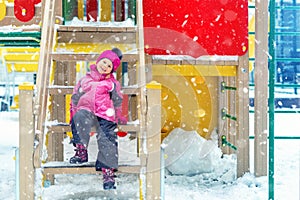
47 123 140 133
48 86 74 95
50 52 138 63
42 161 141 174
48 85 140 95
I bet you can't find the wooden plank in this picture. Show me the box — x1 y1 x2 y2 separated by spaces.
122 86 140 95
78 0 84 20
51 53 98 61
195 59 211 65
114 0 125 22
82 26 98 32
213 60 226 65
48 86 74 95
110 27 128 32
128 0 136 24
236 53 250 178
48 85 140 95
57 26 136 32
66 61 77 86
145 82 162 200
57 26 68 31
96 27 113 32
254 0 268 177
34 0 57 168
48 62 66 162
85 0 100 22
100 0 111 22
47 124 71 132
66 26 83 31
152 59 167 65
50 53 138 62
166 60 181 65
224 60 239 66
47 123 140 133
43 162 141 174
126 27 136 32
55 0 63 24
0 4 41 26
151 56 239 66
182 59 196 65
0 16 41 26
19 85 35 200
57 31 136 43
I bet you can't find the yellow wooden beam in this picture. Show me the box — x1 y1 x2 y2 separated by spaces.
56 43 135 53
3 53 39 62
0 47 39 57
6 63 38 73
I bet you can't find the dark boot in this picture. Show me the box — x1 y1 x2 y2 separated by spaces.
102 168 116 190
69 143 88 164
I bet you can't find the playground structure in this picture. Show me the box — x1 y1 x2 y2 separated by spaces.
0 0 277 199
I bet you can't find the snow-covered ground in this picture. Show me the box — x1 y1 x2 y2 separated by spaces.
0 111 299 200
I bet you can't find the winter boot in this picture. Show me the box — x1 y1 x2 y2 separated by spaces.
69 143 88 164
102 168 116 190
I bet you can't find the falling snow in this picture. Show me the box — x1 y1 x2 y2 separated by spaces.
0 111 299 200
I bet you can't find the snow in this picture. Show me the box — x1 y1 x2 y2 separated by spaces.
162 128 222 175
0 111 299 200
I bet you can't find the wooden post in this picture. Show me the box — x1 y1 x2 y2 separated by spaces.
78 0 84 20
100 0 111 22
86 0 98 22
128 0 136 24
34 0 57 168
62 0 78 22
254 0 268 177
236 53 250 177
146 81 162 199
19 83 35 200
114 0 125 22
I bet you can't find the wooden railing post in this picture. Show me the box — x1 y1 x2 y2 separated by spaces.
19 83 35 200
146 81 162 199
236 53 250 178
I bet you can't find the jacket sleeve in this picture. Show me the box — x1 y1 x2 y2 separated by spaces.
111 81 127 124
110 82 123 108
80 76 94 92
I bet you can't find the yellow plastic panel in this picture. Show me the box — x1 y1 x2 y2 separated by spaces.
6 63 38 73
3 53 39 61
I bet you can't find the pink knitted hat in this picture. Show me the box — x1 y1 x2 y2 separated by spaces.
96 50 121 71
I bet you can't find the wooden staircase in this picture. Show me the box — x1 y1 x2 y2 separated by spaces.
25 0 162 199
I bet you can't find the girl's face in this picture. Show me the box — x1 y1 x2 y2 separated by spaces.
96 58 113 74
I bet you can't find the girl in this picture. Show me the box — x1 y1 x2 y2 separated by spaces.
69 49 123 190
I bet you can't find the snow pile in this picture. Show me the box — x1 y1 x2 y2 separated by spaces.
162 128 223 176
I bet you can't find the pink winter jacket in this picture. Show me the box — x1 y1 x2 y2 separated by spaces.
70 64 123 123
